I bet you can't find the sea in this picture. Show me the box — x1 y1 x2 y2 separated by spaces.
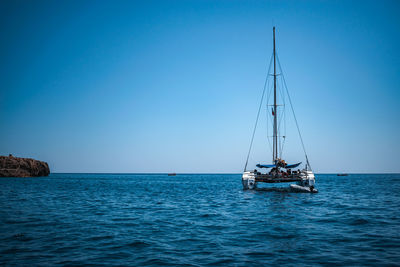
0 173 399 266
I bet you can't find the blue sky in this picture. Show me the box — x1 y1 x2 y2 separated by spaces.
1 0 399 173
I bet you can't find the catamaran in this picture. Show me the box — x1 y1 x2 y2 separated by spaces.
242 27 317 193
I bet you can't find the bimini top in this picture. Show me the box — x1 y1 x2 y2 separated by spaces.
256 162 302 169
285 162 302 169
256 164 276 168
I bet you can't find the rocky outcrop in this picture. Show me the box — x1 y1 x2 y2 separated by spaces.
0 155 50 177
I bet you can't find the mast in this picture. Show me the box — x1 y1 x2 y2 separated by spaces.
273 27 278 164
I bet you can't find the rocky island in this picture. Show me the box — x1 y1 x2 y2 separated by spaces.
0 155 50 177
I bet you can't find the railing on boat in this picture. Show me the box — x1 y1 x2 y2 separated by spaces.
254 173 303 183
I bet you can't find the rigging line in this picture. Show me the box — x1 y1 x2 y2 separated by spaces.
278 69 287 157
279 114 284 155
267 81 275 127
268 77 282 157
275 70 286 158
277 54 312 171
282 73 287 156
277 108 283 154
276 54 286 157
244 51 274 171
279 115 285 157
276 82 285 156
266 106 273 153
281 135 286 158
276 69 286 108
268 76 277 159
266 69 273 155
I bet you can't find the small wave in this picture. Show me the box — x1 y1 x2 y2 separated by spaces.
206 258 235 265
270 233 299 240
1 173 400 266
348 218 369 226
316 218 339 223
4 219 30 224
111 217 137 222
86 235 114 241
245 251 275 257
12 233 32 242
126 240 150 248
141 258 176 266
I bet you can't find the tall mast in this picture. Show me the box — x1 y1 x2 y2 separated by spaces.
273 27 278 164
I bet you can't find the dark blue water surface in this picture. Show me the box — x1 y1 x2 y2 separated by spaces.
0 174 399 266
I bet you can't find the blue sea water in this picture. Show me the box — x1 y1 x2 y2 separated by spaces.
0 173 399 266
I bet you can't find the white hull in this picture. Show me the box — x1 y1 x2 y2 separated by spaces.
242 169 316 192
242 171 257 190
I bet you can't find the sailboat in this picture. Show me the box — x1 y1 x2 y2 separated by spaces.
242 27 317 193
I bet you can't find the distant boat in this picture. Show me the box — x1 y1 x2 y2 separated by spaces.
337 173 348 176
242 27 317 193
168 173 177 176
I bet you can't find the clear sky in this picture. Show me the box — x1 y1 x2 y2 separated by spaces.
1 0 399 173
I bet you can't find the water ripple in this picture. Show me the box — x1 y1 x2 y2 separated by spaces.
0 173 399 265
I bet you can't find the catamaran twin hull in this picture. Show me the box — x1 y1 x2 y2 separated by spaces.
242 170 317 193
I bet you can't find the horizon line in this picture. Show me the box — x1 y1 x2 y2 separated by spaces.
50 172 400 175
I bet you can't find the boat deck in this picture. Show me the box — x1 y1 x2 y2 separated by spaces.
254 174 303 183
